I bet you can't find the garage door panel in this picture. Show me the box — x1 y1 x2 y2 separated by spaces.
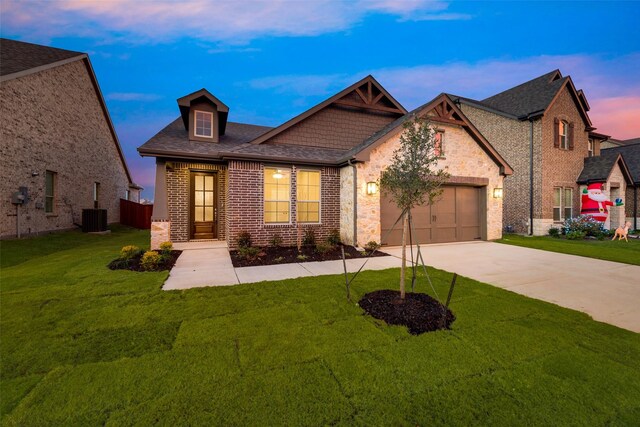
381 185 482 246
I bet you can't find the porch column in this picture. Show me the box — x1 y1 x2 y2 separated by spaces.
150 159 171 249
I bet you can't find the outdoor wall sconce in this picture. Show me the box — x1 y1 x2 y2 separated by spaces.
493 188 503 198
366 182 378 195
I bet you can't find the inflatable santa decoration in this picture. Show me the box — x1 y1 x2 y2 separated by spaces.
580 183 622 223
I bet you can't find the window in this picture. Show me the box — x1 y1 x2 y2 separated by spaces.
125 189 130 201
559 121 568 149
194 110 213 137
264 167 290 223
93 182 100 208
45 170 56 213
553 187 573 221
434 131 444 157
297 170 321 223
588 139 594 157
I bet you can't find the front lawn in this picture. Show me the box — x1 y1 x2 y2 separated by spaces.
2 227 639 425
498 234 640 266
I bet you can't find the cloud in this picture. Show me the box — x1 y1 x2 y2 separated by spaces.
247 53 640 138
0 0 469 43
106 92 163 102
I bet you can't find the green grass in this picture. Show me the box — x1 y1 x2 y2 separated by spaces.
498 234 640 266
1 228 639 425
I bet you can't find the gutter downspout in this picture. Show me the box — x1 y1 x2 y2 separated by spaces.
529 118 534 235
348 159 358 246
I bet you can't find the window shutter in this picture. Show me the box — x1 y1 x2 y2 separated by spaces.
553 118 560 148
568 122 575 150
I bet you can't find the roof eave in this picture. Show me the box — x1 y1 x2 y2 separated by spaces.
0 53 86 83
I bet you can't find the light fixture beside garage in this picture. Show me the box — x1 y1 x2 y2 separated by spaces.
493 188 503 198
366 182 378 195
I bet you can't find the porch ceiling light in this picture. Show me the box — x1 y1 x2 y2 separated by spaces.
272 170 284 179
493 188 503 198
367 182 378 195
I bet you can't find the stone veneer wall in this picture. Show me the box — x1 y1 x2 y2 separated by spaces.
460 104 542 234
226 160 340 249
352 123 504 245
0 60 131 238
166 162 227 242
603 163 627 231
339 166 355 245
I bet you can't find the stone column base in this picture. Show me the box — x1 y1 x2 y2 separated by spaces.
532 219 556 236
151 220 171 250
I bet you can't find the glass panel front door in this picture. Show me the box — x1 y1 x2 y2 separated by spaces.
191 172 217 239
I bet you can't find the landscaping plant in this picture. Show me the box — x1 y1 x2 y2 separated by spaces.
236 231 252 249
302 228 316 246
327 229 341 246
379 116 449 299
140 251 161 271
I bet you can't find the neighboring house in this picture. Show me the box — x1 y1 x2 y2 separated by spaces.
599 142 640 230
452 69 622 235
601 137 640 150
139 76 512 249
0 38 140 238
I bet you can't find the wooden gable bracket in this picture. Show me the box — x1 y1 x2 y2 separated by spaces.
333 80 405 115
425 98 466 126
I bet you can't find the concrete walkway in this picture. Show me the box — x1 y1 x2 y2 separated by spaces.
163 241 640 333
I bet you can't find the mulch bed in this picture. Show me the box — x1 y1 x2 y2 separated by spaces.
359 289 455 335
230 244 388 268
108 250 182 272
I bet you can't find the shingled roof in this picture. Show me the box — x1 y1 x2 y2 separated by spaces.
0 38 84 79
480 70 567 118
577 151 633 185
601 142 640 184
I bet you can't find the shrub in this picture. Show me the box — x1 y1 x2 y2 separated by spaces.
236 231 252 249
566 230 586 240
268 233 283 248
296 254 308 261
548 227 560 238
159 241 173 255
315 242 334 254
140 251 161 271
237 246 260 261
364 240 380 254
563 215 605 237
302 228 316 246
327 229 341 246
119 245 143 261
274 256 284 263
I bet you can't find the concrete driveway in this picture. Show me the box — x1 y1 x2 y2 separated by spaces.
384 242 640 333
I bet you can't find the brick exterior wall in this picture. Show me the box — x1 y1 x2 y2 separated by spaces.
460 104 542 234
264 106 397 150
0 60 131 238
166 162 227 242
226 160 340 249
541 86 592 233
626 186 639 230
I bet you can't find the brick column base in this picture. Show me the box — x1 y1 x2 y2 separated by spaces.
151 221 171 250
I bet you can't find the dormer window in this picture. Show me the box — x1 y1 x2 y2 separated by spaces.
195 111 213 138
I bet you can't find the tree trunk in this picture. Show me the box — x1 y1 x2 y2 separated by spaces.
400 211 408 299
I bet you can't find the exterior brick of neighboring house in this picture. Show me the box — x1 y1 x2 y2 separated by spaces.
139 76 512 250
0 39 139 238
456 70 630 234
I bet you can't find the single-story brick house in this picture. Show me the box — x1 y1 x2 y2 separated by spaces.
139 76 512 249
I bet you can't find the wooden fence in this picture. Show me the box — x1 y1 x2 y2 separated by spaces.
120 199 153 229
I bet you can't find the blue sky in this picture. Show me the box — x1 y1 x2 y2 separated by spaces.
2 0 639 200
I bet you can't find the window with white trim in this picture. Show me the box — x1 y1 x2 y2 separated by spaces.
93 182 100 208
588 139 594 157
264 167 290 223
553 187 573 221
297 170 321 223
194 110 213 137
45 170 56 213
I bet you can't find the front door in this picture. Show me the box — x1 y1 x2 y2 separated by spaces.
190 172 217 240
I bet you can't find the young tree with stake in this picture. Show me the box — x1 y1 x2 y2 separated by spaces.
379 116 450 300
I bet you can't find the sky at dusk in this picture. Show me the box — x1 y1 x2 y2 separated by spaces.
2 0 639 200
